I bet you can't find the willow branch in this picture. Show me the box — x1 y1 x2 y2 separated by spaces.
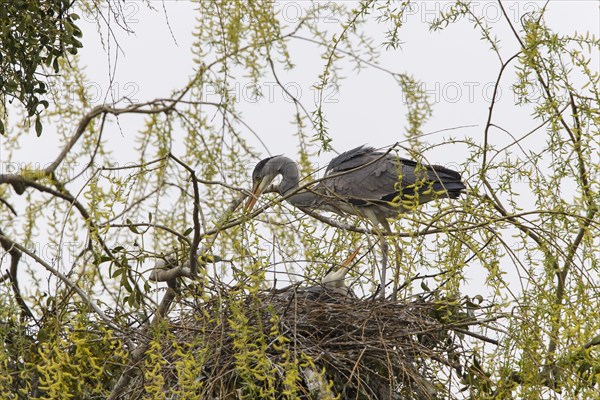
0 234 131 345
0 228 33 319
168 153 202 276
109 193 247 399
149 192 246 282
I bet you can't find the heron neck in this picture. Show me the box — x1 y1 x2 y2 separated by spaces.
286 191 321 208
279 159 320 208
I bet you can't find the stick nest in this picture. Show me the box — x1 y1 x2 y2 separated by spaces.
131 283 489 399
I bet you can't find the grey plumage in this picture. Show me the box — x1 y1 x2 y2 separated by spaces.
246 145 465 230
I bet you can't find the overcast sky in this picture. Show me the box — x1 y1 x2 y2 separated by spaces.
6 1 597 172
70 1 599 162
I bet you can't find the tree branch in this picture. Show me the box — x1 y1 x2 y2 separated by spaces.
0 227 33 319
0 233 132 347
109 192 247 399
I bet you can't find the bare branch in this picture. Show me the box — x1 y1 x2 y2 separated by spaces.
0 227 33 319
0 233 132 347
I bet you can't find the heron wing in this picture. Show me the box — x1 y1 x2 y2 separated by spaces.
322 145 465 204
394 158 466 200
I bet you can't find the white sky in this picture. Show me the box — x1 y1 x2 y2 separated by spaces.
70 0 599 160
7 1 597 170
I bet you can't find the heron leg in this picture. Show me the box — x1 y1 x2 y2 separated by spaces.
364 211 391 299
380 237 388 300
391 242 403 301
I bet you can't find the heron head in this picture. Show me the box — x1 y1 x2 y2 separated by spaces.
321 247 362 289
245 156 283 211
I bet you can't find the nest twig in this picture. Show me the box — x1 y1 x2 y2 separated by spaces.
126 282 492 399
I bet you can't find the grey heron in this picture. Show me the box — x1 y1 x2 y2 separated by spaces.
246 145 465 297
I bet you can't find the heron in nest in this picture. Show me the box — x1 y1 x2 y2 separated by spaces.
301 247 361 299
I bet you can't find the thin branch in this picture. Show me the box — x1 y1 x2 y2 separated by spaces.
168 153 202 276
109 192 247 399
103 222 191 245
481 51 521 175
0 228 33 319
44 100 182 176
0 197 17 216
0 233 132 346
149 192 245 282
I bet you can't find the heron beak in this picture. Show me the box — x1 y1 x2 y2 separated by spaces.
245 178 269 212
322 246 362 288
341 246 362 268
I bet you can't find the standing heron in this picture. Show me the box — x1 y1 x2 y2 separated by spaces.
246 145 465 297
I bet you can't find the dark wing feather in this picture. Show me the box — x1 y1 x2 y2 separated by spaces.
325 146 377 173
322 146 465 204
323 146 404 203
394 158 465 199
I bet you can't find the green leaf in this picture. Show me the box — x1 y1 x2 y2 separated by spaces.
35 116 42 136
126 219 139 234
121 275 132 292
96 255 113 265
6 80 18 92
200 254 223 263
